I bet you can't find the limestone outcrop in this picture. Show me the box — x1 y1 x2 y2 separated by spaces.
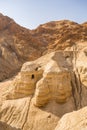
0 13 87 130
0 43 87 130
0 51 73 130
0 121 21 130
55 106 87 130
6 51 73 106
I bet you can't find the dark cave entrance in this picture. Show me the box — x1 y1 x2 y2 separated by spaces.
31 74 34 79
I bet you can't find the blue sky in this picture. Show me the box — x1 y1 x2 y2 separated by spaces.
0 0 87 29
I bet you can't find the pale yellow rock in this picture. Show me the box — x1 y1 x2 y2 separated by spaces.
0 121 21 130
0 50 75 130
0 14 87 130
34 71 72 107
1 45 87 130
6 51 72 107
0 97 31 129
55 106 87 130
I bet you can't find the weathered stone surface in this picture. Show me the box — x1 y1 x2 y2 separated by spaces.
0 13 87 130
55 106 87 130
0 51 75 130
1 44 87 129
6 51 73 105
0 121 21 130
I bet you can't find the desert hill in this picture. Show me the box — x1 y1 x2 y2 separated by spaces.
0 13 43 81
0 13 87 130
31 20 87 51
0 13 87 81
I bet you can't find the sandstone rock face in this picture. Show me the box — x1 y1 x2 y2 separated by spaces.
0 51 73 130
6 51 73 106
0 44 87 130
0 121 21 130
0 13 87 130
55 106 87 130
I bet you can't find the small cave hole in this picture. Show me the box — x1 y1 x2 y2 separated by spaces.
47 115 51 118
35 66 41 71
35 67 38 71
65 55 69 59
31 74 34 79
84 50 87 56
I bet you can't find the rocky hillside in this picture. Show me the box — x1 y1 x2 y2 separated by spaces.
0 13 87 130
0 42 87 130
0 13 43 81
0 13 87 81
31 20 87 52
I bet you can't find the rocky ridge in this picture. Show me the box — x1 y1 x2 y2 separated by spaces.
0 13 43 81
31 20 87 52
0 13 87 130
0 13 87 81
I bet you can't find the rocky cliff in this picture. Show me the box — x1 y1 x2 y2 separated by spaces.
0 42 87 130
0 13 43 81
0 13 87 81
0 13 87 130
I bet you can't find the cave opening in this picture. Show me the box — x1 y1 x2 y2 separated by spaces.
31 74 34 79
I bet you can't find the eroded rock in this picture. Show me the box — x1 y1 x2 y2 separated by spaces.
1 44 87 130
55 106 87 130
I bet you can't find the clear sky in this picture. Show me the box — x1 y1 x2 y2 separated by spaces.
0 0 87 29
